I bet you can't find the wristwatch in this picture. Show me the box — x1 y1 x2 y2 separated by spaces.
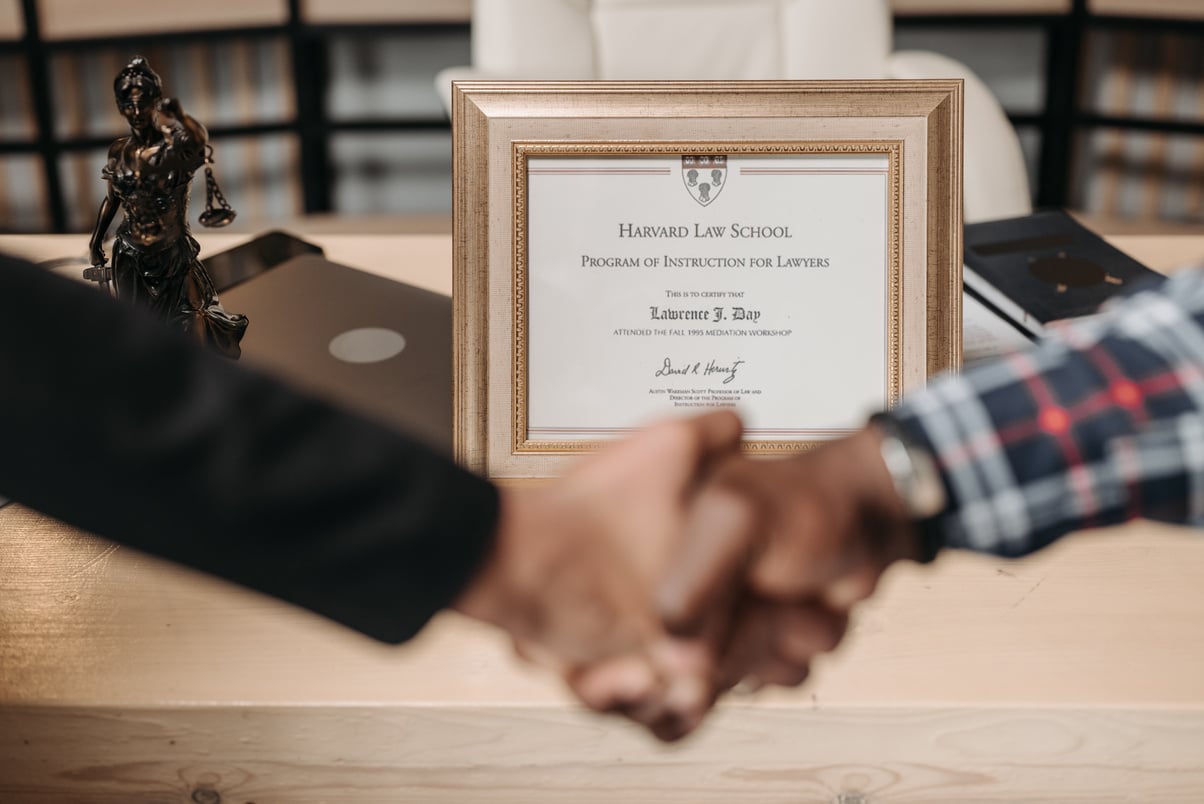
868 413 946 520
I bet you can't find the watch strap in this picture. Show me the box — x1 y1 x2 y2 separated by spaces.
868 412 948 563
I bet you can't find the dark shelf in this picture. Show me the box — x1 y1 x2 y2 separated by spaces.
6 3 1203 231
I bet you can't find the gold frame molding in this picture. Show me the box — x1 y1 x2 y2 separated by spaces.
512 140 904 455
452 80 962 478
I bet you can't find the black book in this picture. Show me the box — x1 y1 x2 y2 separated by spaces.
963 209 1164 339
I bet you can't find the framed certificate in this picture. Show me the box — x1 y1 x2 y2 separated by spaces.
452 81 962 478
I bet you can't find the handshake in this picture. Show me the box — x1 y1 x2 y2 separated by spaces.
453 410 928 742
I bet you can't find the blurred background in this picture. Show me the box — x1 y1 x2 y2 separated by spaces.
0 0 1202 234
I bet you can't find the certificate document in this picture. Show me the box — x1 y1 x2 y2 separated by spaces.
518 147 901 449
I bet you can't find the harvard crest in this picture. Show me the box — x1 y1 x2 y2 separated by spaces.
682 154 727 206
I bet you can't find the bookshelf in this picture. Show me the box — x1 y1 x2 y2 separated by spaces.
895 0 1204 224
0 0 469 232
0 0 1201 233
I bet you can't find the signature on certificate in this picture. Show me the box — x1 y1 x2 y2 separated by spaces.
655 356 744 385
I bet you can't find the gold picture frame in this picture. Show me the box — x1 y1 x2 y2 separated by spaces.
452 80 962 479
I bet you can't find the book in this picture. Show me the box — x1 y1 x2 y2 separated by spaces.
962 290 1034 363
962 209 1164 355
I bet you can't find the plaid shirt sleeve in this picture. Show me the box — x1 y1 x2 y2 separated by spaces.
887 266 1204 558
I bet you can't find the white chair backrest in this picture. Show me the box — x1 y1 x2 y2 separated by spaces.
472 0 891 80
457 0 1033 222
472 0 596 79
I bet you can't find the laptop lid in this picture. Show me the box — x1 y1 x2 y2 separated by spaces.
220 253 452 454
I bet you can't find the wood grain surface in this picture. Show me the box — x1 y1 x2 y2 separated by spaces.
3 232 1204 802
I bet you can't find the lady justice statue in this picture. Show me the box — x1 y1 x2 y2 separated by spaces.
87 56 248 359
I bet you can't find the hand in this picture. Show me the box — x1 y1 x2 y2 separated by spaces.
154 98 189 147
656 426 922 690
453 410 744 739
157 97 182 118
570 595 849 725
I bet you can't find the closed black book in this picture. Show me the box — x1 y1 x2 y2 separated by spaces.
963 209 1164 338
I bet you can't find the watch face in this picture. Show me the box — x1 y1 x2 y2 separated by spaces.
874 423 945 519
907 447 946 518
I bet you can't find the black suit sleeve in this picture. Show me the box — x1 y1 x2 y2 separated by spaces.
0 253 498 644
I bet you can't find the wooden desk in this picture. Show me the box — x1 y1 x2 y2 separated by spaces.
3 234 1204 803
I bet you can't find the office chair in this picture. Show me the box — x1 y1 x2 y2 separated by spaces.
436 0 1033 223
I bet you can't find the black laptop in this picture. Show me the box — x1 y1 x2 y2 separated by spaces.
220 252 452 454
